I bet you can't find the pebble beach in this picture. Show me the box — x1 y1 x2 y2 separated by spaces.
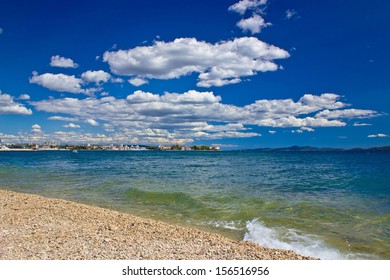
0 190 313 260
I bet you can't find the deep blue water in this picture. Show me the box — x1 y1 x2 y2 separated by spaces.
0 150 389 259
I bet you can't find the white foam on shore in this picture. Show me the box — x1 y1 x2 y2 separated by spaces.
243 219 349 260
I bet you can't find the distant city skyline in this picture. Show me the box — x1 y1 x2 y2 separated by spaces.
1 0 389 148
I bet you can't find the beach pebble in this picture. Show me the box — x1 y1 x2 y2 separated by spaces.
0 189 316 260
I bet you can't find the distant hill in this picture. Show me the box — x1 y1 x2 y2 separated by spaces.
245 146 390 152
349 146 390 151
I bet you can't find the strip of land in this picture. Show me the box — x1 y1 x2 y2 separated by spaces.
0 189 314 260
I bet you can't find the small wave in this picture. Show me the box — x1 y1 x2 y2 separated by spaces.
201 220 241 230
243 219 353 260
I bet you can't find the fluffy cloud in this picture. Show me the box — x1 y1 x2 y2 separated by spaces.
229 0 268 15
31 90 245 139
193 123 247 132
18 94 30 100
0 93 32 115
30 91 380 144
29 72 84 93
86 119 99 126
81 70 111 84
291 127 315 133
30 92 370 129
315 109 378 119
368 134 388 138
48 116 79 122
63 123 81 128
110 77 124 83
50 55 79 68
301 127 315 132
2 129 189 145
254 116 346 128
128 90 222 104
31 124 42 133
128 77 148 87
237 14 271 34
29 72 102 96
53 131 113 143
103 37 289 87
245 93 346 121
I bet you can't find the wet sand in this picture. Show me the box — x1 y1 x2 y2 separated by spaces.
0 189 314 260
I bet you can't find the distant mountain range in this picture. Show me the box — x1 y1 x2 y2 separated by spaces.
244 146 390 152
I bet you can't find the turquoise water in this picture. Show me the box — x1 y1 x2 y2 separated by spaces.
0 150 389 259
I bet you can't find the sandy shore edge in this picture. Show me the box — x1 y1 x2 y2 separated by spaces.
0 189 315 260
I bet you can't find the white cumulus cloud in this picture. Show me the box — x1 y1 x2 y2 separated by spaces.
17 94 30 100
229 0 268 15
245 93 346 120
255 116 346 128
86 119 99 126
81 70 111 84
29 90 381 145
48 116 79 122
63 123 81 128
31 124 42 134
237 14 271 34
128 77 148 87
31 92 373 130
0 93 32 115
110 77 124 83
315 109 378 119
103 37 289 87
29 72 84 94
300 127 315 132
50 55 79 68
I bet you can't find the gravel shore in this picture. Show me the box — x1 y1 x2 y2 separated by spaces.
0 189 314 260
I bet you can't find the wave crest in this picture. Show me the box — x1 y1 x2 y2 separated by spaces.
244 219 351 260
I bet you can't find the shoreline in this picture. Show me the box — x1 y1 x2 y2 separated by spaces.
0 189 314 260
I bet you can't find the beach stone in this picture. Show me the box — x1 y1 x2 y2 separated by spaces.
0 189 316 260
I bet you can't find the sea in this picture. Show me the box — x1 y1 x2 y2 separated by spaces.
0 150 389 259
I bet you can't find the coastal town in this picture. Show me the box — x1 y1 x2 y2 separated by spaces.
0 139 221 152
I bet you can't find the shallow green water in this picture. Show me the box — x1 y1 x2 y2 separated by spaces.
0 150 389 259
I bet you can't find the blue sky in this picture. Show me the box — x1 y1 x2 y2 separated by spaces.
0 0 389 148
